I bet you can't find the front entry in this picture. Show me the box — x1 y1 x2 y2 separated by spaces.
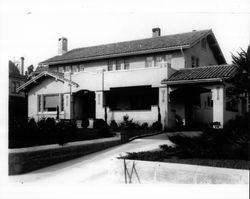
73 90 95 119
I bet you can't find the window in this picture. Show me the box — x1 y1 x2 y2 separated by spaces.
108 60 113 71
145 56 153 68
72 65 79 73
65 66 71 72
60 94 64 111
38 95 42 112
43 95 59 112
191 56 195 67
51 67 58 72
196 58 199 67
116 60 122 70
155 56 163 67
58 66 64 73
106 86 158 111
79 64 84 71
191 56 199 67
165 55 172 67
201 38 207 50
124 59 130 70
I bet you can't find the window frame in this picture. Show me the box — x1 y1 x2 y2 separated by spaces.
115 59 122 70
145 56 154 68
108 60 113 71
43 94 59 112
124 59 130 70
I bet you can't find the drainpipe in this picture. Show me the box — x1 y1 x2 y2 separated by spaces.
180 46 186 68
102 69 107 122
70 72 74 120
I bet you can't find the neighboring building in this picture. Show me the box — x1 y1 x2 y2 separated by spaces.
9 58 27 121
17 28 247 128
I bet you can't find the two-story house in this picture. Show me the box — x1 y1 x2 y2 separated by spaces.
17 28 246 128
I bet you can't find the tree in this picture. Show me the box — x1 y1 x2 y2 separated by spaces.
230 47 250 93
27 65 34 75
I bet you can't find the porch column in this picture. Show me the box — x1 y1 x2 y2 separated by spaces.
159 87 169 129
212 85 225 127
64 93 71 119
95 91 105 119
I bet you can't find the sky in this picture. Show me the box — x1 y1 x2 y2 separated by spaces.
0 0 250 72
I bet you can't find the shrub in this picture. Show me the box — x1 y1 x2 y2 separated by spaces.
119 115 140 130
81 117 89 128
151 121 162 131
141 122 149 130
110 120 118 129
93 119 111 137
222 113 249 143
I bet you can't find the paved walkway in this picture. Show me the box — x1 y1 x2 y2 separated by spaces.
9 133 173 184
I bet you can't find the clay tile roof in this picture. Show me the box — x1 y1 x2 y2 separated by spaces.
41 29 212 65
162 64 239 84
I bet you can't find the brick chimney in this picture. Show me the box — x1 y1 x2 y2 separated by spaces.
20 57 24 75
152 28 161 38
58 37 68 55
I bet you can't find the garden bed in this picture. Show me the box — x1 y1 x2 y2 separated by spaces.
122 151 249 170
121 114 250 170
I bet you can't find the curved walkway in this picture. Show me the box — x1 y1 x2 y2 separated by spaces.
9 133 172 184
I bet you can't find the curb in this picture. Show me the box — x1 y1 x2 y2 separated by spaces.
128 131 164 142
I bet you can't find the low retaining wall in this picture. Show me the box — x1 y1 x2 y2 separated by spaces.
9 135 121 175
108 159 249 184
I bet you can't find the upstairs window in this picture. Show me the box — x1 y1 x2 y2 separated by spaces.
108 60 113 71
201 38 207 50
196 58 199 67
155 56 164 67
79 64 84 71
145 56 153 68
72 65 79 73
116 60 122 70
124 59 130 70
65 66 71 72
58 66 64 73
191 56 195 67
191 56 199 67
165 55 172 67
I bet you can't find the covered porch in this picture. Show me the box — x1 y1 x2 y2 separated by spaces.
161 64 241 129
167 84 223 128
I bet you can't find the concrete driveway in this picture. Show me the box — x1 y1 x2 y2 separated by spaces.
9 133 173 184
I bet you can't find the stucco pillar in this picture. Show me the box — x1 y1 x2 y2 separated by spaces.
159 87 169 129
212 85 225 127
64 93 71 119
95 91 105 119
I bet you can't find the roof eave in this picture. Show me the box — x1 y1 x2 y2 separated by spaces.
40 45 190 65
161 78 223 85
17 71 79 92
189 30 226 64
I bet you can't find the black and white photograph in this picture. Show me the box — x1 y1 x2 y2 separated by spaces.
0 0 249 198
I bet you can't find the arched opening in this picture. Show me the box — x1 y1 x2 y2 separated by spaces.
73 90 95 120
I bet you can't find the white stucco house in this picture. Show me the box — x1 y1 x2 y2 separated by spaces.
17 28 247 128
